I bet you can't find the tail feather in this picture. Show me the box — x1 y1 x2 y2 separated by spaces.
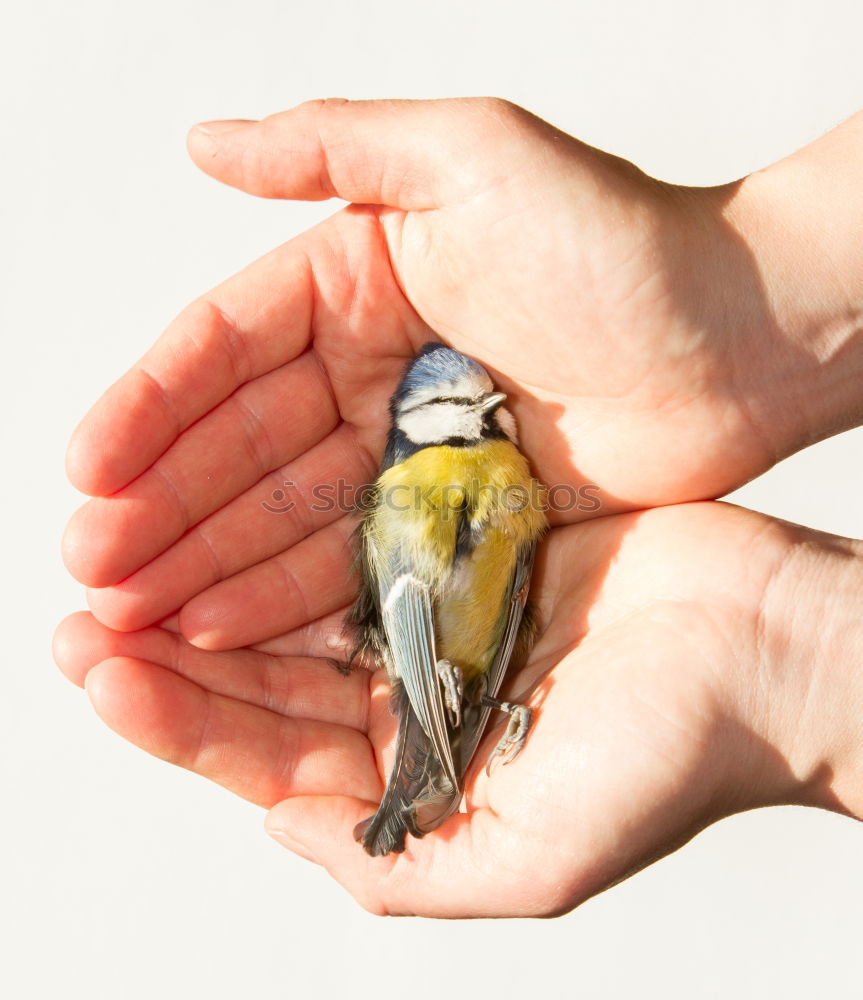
354 684 460 856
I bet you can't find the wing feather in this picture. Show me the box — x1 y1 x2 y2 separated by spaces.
381 573 458 788
457 541 536 771
486 541 536 700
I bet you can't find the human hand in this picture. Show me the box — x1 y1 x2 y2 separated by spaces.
63 98 863 635
182 99 863 507
54 502 863 916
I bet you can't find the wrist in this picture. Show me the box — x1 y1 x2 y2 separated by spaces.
720 114 863 454
743 523 863 818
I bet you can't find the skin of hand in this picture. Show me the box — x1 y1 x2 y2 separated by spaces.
54 501 863 916
61 99 863 632
56 98 863 915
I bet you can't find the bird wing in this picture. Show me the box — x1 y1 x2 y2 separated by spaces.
457 540 536 772
486 540 536 700
380 572 459 789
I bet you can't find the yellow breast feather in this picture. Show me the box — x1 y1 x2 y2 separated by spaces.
366 439 545 580
364 439 547 679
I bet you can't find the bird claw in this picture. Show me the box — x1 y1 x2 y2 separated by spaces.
484 702 533 775
435 658 463 728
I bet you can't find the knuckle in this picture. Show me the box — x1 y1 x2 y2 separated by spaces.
503 868 579 917
288 97 350 119
469 96 526 130
354 889 390 916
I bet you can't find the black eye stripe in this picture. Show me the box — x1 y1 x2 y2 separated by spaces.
401 395 478 414
425 395 476 406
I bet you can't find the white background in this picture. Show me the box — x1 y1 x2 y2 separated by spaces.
3 1 862 997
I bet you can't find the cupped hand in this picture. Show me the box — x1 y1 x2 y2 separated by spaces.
63 97 798 638
54 502 836 917
181 98 795 509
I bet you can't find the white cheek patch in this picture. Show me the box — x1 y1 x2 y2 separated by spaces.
494 407 518 444
398 402 484 444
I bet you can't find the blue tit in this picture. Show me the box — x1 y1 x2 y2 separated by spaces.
349 343 547 857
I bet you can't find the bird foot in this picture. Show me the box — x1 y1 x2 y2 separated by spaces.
482 697 533 774
436 658 464 728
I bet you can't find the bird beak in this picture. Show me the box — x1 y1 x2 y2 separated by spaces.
480 392 507 413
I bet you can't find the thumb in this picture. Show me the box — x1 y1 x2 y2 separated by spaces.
186 97 535 210
265 794 529 917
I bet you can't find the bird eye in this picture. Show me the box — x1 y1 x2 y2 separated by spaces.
429 395 473 406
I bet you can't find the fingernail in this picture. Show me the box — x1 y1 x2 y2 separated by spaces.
268 827 320 865
193 119 255 137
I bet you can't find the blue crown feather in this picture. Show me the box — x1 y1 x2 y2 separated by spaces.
397 343 489 398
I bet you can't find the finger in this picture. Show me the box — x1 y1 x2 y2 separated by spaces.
187 98 526 209
84 657 380 807
180 516 357 650
252 608 351 660
53 612 370 731
66 235 314 498
65 351 338 588
265 796 543 917
85 423 374 632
